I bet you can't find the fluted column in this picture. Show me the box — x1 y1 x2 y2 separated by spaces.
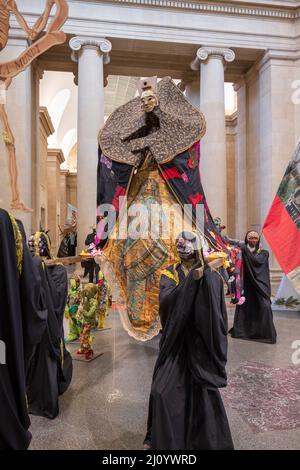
191 47 235 228
70 36 112 251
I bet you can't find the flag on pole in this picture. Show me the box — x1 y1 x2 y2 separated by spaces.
263 141 300 294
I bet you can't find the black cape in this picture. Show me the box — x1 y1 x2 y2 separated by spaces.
145 262 233 450
230 246 277 344
26 262 73 419
57 234 77 258
0 209 47 449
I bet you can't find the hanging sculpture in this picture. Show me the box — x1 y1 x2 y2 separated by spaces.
0 0 68 212
96 77 243 341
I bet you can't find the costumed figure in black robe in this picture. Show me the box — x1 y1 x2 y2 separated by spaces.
144 231 233 450
229 230 277 344
26 231 73 419
0 210 47 449
81 225 99 283
57 218 77 258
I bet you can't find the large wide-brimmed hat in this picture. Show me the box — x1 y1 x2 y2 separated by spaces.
99 77 206 166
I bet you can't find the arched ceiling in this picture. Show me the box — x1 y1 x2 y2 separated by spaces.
40 72 139 171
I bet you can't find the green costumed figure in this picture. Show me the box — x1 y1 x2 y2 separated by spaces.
76 322 94 361
75 283 100 360
97 270 111 329
80 283 99 330
65 273 81 343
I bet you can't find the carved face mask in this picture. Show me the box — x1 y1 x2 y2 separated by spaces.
141 91 158 113
176 236 196 261
246 231 260 248
214 217 222 232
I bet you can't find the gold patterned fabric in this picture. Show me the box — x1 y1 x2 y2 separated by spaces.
101 163 193 341
99 77 206 166
32 231 52 259
8 212 23 276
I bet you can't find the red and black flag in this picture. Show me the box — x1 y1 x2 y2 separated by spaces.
263 142 300 294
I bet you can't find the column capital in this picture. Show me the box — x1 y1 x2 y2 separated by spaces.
233 77 246 92
191 47 235 71
69 36 112 65
47 148 65 166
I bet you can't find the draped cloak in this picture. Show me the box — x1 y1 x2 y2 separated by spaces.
230 246 277 344
144 262 233 450
0 209 47 449
26 238 73 419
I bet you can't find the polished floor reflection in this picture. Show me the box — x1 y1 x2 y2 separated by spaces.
29 308 300 450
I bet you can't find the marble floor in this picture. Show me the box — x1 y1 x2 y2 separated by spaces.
29 307 300 450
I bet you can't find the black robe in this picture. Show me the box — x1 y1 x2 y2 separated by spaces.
26 262 73 419
145 262 233 450
57 233 77 258
0 209 47 449
230 246 277 344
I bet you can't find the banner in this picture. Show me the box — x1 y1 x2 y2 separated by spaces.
263 142 300 294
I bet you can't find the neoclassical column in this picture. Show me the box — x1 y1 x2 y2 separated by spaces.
70 36 112 251
39 106 55 232
225 111 237 237
47 149 65 254
234 78 247 240
60 169 68 227
191 47 235 228
257 52 296 287
32 64 45 233
244 65 261 235
258 53 296 226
